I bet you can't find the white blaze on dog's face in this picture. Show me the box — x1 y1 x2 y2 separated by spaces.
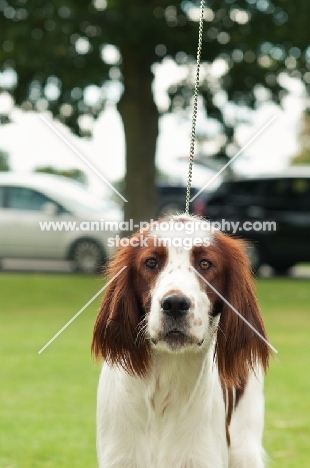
146 216 219 353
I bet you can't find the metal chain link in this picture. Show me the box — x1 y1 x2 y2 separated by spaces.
185 0 205 215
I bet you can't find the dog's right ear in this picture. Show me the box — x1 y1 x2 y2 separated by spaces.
91 244 151 377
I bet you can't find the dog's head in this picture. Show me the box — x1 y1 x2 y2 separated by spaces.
92 215 270 387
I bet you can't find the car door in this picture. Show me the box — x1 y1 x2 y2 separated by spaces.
285 178 310 260
259 178 310 264
0 186 66 259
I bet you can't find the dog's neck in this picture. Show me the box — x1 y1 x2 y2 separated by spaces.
144 347 216 417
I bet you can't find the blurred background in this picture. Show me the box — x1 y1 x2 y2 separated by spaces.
0 0 310 274
0 1 309 467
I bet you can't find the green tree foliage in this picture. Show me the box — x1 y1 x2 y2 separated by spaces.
292 110 310 164
1 1 310 219
34 166 88 184
0 150 10 171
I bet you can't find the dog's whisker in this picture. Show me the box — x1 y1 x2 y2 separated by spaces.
135 326 147 344
135 321 148 346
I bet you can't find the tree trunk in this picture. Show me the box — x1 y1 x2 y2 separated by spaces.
118 46 159 226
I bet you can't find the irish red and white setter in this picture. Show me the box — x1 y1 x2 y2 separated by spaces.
92 215 270 468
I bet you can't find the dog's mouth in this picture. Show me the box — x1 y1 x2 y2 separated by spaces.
151 328 204 349
167 329 185 338
164 328 188 346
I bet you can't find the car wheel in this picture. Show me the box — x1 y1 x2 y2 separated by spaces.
245 243 262 274
271 264 294 276
72 240 104 274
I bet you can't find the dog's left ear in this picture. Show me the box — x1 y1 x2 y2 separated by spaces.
92 243 151 377
214 233 270 388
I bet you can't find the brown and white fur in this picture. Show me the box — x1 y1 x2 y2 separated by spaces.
92 215 270 468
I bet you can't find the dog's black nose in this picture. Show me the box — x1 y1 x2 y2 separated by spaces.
161 295 191 319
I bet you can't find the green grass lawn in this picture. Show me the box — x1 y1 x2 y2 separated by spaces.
0 274 309 467
258 279 310 467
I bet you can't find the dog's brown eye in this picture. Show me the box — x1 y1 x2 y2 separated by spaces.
199 259 211 270
145 258 158 269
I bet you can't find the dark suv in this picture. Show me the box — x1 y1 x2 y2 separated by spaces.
205 168 310 274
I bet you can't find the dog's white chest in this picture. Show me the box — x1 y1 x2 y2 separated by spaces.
96 363 228 468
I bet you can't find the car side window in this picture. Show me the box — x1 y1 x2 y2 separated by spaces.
262 179 292 209
225 181 260 204
232 181 257 196
209 182 230 203
267 179 291 197
263 178 310 209
290 178 310 209
7 187 54 211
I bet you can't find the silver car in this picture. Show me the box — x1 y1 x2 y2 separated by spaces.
0 172 122 273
